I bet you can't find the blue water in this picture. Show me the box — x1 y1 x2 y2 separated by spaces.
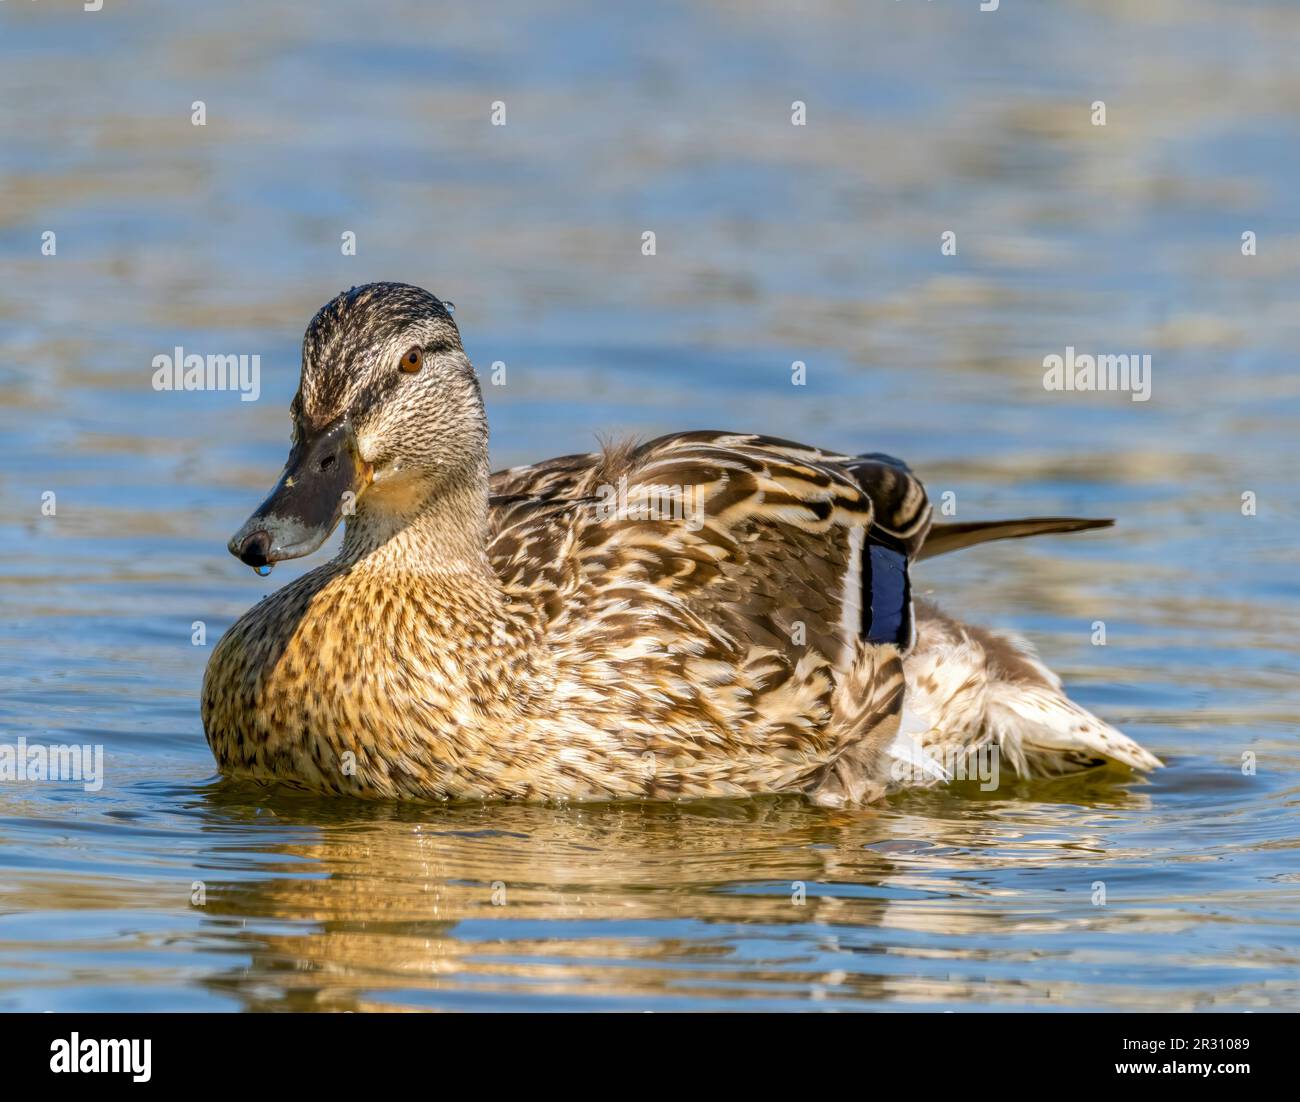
1 0 1298 1010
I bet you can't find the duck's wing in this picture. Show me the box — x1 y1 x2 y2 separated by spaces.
490 450 602 502
489 430 933 647
487 431 935 796
919 517 1113 560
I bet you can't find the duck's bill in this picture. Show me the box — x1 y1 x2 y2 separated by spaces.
228 418 372 568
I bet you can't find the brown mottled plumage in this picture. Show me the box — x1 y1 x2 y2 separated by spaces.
202 283 1161 804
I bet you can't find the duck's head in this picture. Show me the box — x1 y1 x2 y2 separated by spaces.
228 282 486 569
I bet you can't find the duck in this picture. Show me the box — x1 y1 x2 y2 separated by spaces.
202 282 1162 805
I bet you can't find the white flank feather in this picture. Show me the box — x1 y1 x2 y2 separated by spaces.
885 701 951 785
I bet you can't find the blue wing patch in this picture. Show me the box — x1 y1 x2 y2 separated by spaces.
862 539 913 649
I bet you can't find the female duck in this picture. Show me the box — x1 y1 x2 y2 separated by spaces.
202 282 1161 804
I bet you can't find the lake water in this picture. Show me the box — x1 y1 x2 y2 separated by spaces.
1 0 1298 1011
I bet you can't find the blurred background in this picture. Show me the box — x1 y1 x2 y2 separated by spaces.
0 0 1297 1011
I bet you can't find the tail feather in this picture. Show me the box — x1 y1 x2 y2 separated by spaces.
894 601 1163 794
918 517 1113 561
987 682 1164 777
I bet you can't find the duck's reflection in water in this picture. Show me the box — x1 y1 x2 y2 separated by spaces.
188 775 1152 1010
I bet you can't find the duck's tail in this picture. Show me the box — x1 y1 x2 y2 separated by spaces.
917 517 1113 561
886 600 1162 792
983 675 1164 777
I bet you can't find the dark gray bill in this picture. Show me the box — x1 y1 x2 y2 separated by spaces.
228 417 369 568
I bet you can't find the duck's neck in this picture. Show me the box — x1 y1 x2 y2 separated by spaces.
340 469 495 582
328 469 544 734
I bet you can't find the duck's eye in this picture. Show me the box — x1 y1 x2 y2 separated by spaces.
399 346 424 374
